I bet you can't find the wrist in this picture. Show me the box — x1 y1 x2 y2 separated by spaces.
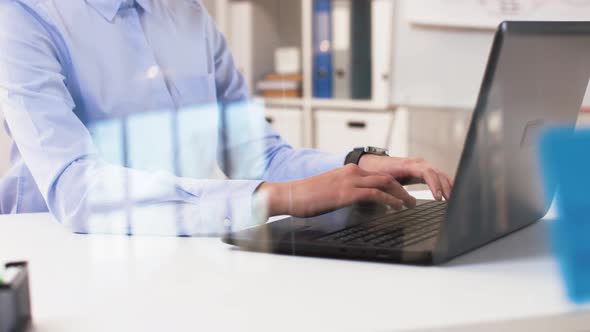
358 154 381 170
255 182 289 216
347 147 390 168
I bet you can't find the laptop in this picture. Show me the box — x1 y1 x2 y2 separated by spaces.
222 21 590 265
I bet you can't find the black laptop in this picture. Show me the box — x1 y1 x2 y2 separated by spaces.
222 22 590 265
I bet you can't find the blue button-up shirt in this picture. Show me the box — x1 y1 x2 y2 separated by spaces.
0 0 344 235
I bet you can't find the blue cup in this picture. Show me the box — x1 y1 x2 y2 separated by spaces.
540 127 590 304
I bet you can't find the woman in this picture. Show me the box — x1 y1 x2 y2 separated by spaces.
0 0 452 235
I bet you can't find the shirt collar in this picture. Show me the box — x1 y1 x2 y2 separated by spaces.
85 0 152 21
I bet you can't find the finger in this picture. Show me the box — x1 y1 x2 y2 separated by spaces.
439 172 453 201
436 171 454 187
389 180 417 208
357 176 417 208
446 174 455 187
356 174 392 188
422 168 444 201
355 188 405 210
442 173 455 197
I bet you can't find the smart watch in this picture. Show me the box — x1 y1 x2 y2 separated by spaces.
344 146 389 165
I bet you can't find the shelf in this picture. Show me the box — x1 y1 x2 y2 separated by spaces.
308 98 391 111
396 104 475 113
259 97 393 111
258 97 490 114
258 97 305 108
211 0 397 147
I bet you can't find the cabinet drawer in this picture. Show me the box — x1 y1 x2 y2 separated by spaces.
265 108 304 149
314 110 393 154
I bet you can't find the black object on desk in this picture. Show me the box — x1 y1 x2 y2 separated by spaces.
0 262 32 332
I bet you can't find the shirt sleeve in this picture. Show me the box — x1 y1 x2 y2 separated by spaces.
0 2 263 236
204 8 346 182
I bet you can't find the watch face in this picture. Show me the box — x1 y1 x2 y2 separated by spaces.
364 146 389 155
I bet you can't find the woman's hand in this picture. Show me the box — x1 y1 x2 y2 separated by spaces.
257 164 416 218
359 155 454 201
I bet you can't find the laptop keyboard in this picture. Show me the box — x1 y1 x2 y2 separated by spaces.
317 201 447 249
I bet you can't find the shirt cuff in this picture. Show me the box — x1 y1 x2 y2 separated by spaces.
322 152 348 170
178 179 265 235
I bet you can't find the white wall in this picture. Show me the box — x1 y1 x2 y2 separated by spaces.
391 0 590 109
391 0 495 109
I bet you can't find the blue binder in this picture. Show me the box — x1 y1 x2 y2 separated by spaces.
351 0 372 100
313 0 333 98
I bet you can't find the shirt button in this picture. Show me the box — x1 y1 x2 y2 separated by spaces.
146 65 160 79
223 218 232 227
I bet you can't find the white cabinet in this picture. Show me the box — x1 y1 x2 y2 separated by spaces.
210 0 398 148
265 108 304 149
314 110 393 154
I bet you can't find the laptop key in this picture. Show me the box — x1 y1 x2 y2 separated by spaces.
317 201 447 246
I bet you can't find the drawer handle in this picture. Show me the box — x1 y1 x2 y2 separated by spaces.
265 116 274 124
347 121 367 129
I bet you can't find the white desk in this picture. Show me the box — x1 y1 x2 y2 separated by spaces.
1 192 589 332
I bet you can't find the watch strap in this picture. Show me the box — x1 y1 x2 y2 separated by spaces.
344 148 365 165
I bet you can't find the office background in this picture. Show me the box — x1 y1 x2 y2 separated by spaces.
1 0 589 178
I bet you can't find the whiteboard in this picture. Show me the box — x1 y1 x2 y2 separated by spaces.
408 0 590 30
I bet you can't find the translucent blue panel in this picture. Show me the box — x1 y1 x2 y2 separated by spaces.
540 127 590 304
127 111 176 201
127 111 175 174
87 119 128 206
177 103 220 179
88 119 124 166
223 101 268 179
